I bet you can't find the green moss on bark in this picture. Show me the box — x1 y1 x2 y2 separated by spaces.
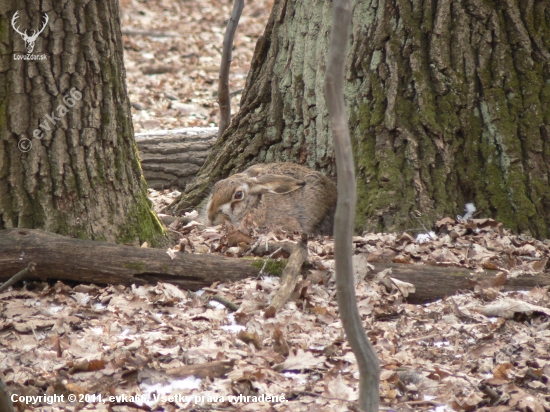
250 259 286 276
116 183 165 246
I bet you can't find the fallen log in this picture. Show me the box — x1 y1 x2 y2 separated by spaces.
0 229 259 290
368 263 550 303
135 127 217 190
0 229 547 303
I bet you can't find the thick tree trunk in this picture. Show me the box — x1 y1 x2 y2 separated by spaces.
170 0 550 240
0 0 164 245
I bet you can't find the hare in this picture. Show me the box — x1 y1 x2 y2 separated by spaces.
205 163 337 235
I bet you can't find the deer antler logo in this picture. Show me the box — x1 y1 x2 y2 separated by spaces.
11 11 49 54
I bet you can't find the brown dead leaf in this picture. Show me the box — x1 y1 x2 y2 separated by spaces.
393 254 412 264
238 331 262 349
14 319 56 332
279 349 326 371
493 362 514 380
65 383 88 395
310 307 327 315
68 359 107 374
326 373 357 401
307 269 329 285
323 344 338 357
436 217 456 229
472 298 550 319
472 272 507 299
390 278 416 297
367 249 397 262
167 360 235 378
452 391 484 411
263 305 276 318
272 327 289 357
226 225 254 246
532 257 548 272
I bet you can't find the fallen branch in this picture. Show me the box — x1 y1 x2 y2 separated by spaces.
0 262 35 293
266 235 308 313
210 295 239 311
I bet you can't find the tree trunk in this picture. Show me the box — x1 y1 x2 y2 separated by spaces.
0 0 164 245
170 0 550 240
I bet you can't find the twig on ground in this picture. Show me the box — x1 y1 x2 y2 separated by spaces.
211 295 239 311
0 263 36 293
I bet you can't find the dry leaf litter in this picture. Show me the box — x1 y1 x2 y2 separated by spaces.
120 0 272 132
3 188 550 411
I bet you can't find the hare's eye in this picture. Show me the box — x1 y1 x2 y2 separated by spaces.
234 191 243 200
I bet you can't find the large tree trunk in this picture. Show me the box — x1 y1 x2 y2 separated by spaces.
170 0 550 240
0 0 164 245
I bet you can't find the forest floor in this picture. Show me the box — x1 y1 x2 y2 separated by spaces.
2 0 550 412
119 0 272 132
3 205 550 412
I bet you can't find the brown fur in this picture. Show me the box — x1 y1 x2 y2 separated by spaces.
205 163 337 235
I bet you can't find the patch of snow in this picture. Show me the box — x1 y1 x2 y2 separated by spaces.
221 313 245 333
416 231 437 244
209 300 225 310
49 305 63 313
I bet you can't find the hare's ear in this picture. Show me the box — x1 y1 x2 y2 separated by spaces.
248 175 305 195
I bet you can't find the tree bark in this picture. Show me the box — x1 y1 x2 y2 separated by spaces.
135 128 217 189
0 0 164 245
169 0 550 240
